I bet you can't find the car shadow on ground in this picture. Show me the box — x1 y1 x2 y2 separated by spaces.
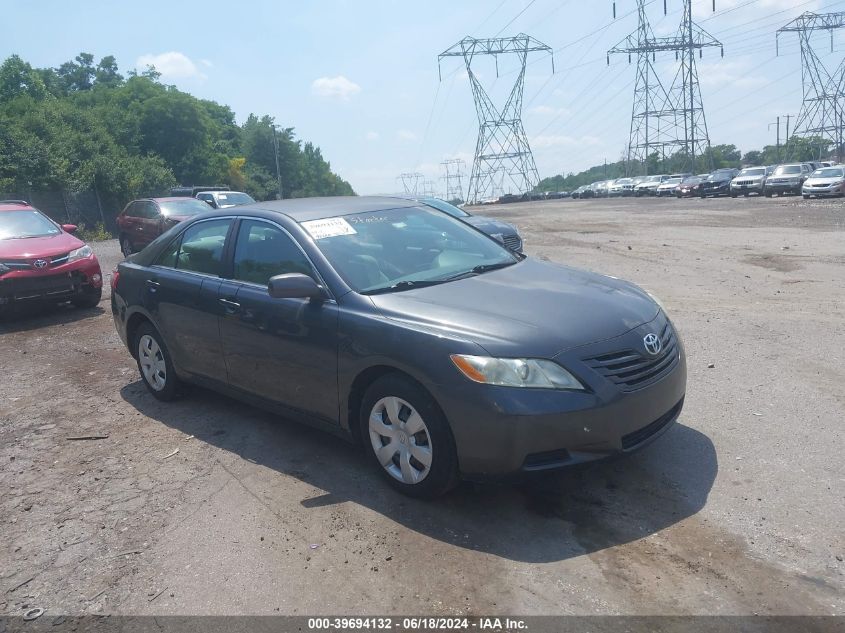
120 381 717 563
0 302 105 334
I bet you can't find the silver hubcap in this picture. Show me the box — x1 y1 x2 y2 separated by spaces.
369 396 432 485
138 334 167 391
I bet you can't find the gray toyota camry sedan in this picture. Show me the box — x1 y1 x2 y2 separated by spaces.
112 196 686 498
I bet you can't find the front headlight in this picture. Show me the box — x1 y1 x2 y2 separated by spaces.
450 354 585 390
67 245 93 263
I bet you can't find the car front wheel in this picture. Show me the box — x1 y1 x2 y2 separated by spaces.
135 322 181 401
71 286 102 309
360 374 458 498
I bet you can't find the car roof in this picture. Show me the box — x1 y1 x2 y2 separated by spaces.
0 200 36 212
249 196 419 222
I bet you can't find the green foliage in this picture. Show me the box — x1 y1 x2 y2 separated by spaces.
77 222 112 242
537 139 835 191
0 52 355 225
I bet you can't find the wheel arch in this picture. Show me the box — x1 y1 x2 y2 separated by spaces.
345 364 445 446
125 311 153 359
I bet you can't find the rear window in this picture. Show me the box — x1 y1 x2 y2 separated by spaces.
159 199 211 217
215 193 255 206
774 165 801 175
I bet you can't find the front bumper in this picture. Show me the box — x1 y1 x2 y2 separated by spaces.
0 256 102 307
432 313 687 477
701 183 729 196
766 182 802 194
731 182 764 194
803 183 844 197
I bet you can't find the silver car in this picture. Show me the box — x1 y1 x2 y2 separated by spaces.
730 166 769 197
802 166 845 198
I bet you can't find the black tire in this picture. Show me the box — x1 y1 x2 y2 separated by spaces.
120 235 134 257
71 285 102 309
134 322 181 401
803 195 810 199
730 193 738 198
360 373 458 499
765 190 773 198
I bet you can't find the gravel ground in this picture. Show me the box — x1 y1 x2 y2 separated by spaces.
1 195 843 617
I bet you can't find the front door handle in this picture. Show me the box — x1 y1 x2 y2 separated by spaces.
218 298 241 314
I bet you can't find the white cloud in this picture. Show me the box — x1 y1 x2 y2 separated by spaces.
200 59 213 68
311 75 361 100
365 131 380 141
397 129 418 141
136 52 206 80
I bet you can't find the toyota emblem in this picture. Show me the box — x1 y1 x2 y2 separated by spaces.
643 333 662 356
33 259 48 269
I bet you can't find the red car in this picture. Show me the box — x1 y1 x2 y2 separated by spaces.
0 200 103 313
116 197 213 256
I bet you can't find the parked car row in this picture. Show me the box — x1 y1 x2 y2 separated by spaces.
569 162 843 200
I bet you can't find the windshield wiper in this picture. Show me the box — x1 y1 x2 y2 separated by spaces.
470 260 517 274
363 279 446 295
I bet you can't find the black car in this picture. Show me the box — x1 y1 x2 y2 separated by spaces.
111 197 686 498
699 168 739 197
410 197 523 253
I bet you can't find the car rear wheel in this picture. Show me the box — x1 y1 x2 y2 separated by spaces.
135 322 181 401
120 236 134 257
360 374 458 498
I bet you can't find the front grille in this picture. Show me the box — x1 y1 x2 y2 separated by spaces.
0 272 79 300
502 234 522 252
621 398 684 450
584 321 679 391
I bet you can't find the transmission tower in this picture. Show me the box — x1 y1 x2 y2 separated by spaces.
609 0 722 174
440 158 466 202
422 179 437 197
777 12 845 162
439 35 554 203
397 172 424 196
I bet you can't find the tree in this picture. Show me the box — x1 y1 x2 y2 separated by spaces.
56 52 96 92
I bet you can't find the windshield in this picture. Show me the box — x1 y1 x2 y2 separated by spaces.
682 177 701 184
663 178 682 185
739 168 766 177
0 209 61 240
812 167 844 178
215 192 255 207
615 178 633 185
306 206 517 294
420 197 470 218
159 199 213 217
774 165 801 175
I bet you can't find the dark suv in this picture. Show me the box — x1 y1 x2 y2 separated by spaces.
116 197 213 256
764 163 813 197
699 168 739 197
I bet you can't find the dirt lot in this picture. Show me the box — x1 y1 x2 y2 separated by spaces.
1 195 843 617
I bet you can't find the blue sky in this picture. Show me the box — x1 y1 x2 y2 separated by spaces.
6 0 845 193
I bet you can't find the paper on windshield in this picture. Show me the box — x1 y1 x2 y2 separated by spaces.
302 217 358 240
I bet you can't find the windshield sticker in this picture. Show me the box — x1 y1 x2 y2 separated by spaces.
302 217 358 239
218 194 228 200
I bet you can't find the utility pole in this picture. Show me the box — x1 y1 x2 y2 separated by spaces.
768 117 781 159
439 35 554 203
778 12 845 162
783 113 793 149
608 0 722 174
271 124 283 200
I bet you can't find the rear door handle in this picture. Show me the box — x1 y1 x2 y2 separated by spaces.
218 298 241 313
145 279 160 293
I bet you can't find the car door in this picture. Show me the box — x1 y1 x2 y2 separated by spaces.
120 202 143 241
219 218 339 423
139 201 164 248
143 217 235 382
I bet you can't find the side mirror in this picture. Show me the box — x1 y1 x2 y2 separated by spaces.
62 224 77 234
268 273 325 300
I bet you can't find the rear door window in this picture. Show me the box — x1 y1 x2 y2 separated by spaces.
175 219 233 277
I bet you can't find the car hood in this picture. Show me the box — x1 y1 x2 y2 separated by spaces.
463 215 518 236
368 258 659 358
0 231 84 259
805 177 842 185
